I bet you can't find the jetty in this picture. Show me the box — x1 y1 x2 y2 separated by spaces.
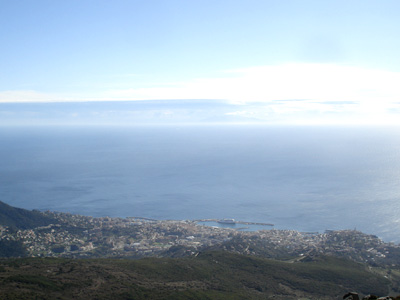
127 217 158 222
195 218 274 227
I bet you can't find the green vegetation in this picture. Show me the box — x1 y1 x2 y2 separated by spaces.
0 240 27 257
0 201 56 230
0 251 392 299
5 274 62 291
0 201 399 298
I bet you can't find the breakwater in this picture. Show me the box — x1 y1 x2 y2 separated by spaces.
194 219 274 227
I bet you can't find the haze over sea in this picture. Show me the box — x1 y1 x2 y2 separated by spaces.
1 125 400 243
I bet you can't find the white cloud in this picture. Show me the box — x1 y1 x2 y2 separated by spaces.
96 63 400 106
2 63 400 125
3 63 400 104
0 90 58 103
225 111 253 116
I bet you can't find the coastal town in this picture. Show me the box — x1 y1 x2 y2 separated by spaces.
1 211 399 267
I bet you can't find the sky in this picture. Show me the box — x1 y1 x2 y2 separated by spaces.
1 0 400 125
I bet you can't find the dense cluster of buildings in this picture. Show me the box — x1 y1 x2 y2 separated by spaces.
1 211 399 266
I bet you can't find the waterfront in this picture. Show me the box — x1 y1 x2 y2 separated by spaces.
1 209 397 266
1 125 400 242
196 219 274 232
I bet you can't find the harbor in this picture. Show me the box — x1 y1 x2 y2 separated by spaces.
195 219 274 232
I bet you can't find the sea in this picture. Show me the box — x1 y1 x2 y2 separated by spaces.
1 125 400 243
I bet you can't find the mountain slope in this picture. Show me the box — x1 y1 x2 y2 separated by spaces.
0 251 390 299
0 201 55 229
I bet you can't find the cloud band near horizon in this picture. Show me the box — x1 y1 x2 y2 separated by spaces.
1 63 400 125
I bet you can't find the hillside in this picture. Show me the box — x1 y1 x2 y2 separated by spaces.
0 201 58 257
1 201 400 298
0 201 56 230
0 251 392 299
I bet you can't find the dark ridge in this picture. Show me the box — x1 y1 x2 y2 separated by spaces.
0 251 391 299
0 200 56 230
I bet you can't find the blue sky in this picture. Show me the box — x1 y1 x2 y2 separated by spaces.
1 0 400 124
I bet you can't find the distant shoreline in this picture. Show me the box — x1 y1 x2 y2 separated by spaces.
194 218 274 226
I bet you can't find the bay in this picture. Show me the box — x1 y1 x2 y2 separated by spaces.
1 125 400 242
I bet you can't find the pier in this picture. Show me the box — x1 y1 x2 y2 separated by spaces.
194 219 274 227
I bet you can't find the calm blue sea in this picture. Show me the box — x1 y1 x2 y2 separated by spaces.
1 125 400 242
